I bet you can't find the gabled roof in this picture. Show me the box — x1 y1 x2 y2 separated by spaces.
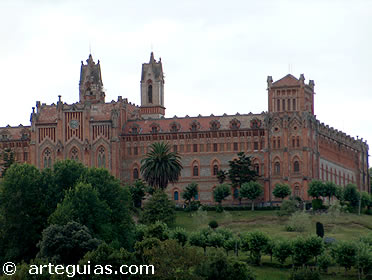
272 74 300 87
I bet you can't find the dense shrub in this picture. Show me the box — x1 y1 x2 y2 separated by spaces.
311 199 323 211
285 212 311 232
209 220 219 229
277 199 299 216
273 239 293 265
241 231 269 265
289 269 321 280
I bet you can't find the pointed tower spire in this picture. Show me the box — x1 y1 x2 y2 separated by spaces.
79 54 105 104
150 52 155 63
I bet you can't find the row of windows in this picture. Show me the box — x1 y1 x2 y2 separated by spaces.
127 141 264 156
320 165 354 186
172 185 302 202
275 98 297 112
273 161 300 175
41 147 107 169
133 162 261 180
272 136 301 149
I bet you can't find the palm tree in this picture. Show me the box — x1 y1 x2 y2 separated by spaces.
141 142 183 190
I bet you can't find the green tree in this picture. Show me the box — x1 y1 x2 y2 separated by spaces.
360 191 371 209
38 221 101 264
213 184 231 206
273 183 291 200
144 239 205 280
0 164 45 263
79 242 134 280
228 152 258 188
322 182 337 205
307 180 324 199
216 170 228 184
128 179 147 208
79 167 135 248
144 221 169 241
182 182 199 209
141 142 182 190
273 239 292 265
241 231 269 265
292 236 323 267
140 190 176 226
332 241 357 273
48 182 112 242
239 181 263 211
189 229 211 255
0 148 15 177
343 184 360 208
169 227 188 247
52 160 87 201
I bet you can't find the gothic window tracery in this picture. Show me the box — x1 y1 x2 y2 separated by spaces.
43 148 52 168
97 146 106 168
70 147 79 161
192 164 199 177
274 162 280 175
293 160 300 173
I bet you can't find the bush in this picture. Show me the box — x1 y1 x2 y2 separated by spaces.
241 231 269 265
332 241 357 272
140 190 176 226
289 269 321 280
317 253 332 272
312 199 323 211
209 220 219 229
273 239 293 265
169 227 188 247
285 212 311 232
277 199 299 216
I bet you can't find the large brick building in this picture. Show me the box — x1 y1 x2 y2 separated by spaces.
0 53 369 204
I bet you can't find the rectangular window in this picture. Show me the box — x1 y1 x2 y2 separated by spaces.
293 99 296 111
219 143 224 151
193 143 198 152
287 99 291 111
226 142 231 151
240 142 245 151
134 147 138 155
200 144 204 152
277 99 280 111
213 143 218 152
127 147 131 155
24 152 28 161
296 138 300 147
186 144 191 153
206 143 211 152
278 138 281 149
292 138 295 147
254 141 258 150
233 142 238 151
282 99 285 111
180 144 184 153
273 140 276 149
173 145 178 153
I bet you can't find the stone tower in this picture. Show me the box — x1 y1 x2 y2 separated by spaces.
267 74 315 115
140 52 165 119
79 54 105 104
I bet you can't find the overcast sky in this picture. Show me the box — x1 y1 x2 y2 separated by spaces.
0 0 371 155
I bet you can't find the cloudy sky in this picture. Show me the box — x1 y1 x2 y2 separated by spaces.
0 0 371 153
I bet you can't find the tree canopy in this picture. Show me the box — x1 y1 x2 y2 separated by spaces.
239 181 263 211
141 142 182 190
273 184 291 200
228 152 258 188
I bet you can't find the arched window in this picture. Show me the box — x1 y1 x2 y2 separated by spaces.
133 168 139 180
254 163 260 175
294 186 300 197
274 162 280 175
293 161 300 172
233 188 239 199
193 165 199 177
191 123 198 132
70 147 79 161
43 148 52 168
148 85 153 103
213 164 219 176
174 191 179 201
97 146 106 168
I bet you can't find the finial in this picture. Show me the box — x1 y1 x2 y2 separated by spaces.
150 52 155 63
299 74 305 83
58 95 61 103
32 107 35 113
267 76 273 88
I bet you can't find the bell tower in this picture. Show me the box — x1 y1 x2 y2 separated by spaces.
79 54 105 104
267 74 315 115
140 52 165 119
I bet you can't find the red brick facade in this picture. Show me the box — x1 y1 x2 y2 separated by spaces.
0 54 369 205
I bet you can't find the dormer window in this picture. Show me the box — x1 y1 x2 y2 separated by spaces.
152 126 158 134
132 127 138 134
230 119 241 130
210 120 220 131
190 121 200 132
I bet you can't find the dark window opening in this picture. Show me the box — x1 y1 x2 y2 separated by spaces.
148 85 153 103
213 164 219 176
193 165 199 176
294 161 300 172
133 168 139 179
